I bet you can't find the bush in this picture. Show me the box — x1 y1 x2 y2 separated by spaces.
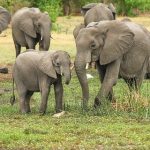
0 0 31 14
34 0 62 22
113 0 150 16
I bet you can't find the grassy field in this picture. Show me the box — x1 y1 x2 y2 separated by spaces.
0 16 150 149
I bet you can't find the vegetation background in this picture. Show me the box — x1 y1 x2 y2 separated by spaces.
0 0 150 149
0 0 150 22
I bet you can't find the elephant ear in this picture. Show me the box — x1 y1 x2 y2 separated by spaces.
0 6 11 33
38 52 57 79
99 21 134 65
73 23 85 39
19 17 36 38
108 3 116 19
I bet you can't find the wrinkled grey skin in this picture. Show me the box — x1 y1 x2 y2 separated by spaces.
121 18 150 79
81 3 116 18
0 6 11 33
73 3 116 41
13 50 71 114
83 3 116 26
74 20 150 108
12 7 51 57
73 3 116 97
0 7 11 74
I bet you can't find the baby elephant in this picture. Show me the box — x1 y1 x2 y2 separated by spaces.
12 50 71 114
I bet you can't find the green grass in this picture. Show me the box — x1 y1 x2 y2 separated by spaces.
0 70 150 149
0 16 150 149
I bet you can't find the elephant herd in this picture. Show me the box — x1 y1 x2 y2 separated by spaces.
0 3 150 114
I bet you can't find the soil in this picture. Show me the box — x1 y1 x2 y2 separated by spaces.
0 64 12 81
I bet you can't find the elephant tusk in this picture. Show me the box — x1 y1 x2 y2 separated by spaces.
50 35 54 39
70 64 74 70
86 63 89 69
41 36 43 41
60 68 63 76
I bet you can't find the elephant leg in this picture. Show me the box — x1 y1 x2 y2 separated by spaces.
96 62 115 102
25 91 34 113
39 40 44 51
26 46 29 49
94 59 121 107
54 77 63 113
124 78 136 92
25 34 36 49
135 60 148 91
39 85 50 114
15 43 21 57
18 89 27 114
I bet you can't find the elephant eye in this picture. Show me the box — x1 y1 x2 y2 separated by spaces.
38 23 41 28
56 62 60 66
90 42 96 49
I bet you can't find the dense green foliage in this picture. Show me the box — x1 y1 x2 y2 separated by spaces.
0 0 150 22
113 0 150 16
32 0 62 22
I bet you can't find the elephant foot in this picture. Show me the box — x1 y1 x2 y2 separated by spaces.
111 97 116 103
107 92 116 103
82 101 88 111
94 97 101 108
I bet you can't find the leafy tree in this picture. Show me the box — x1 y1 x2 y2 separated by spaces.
32 0 62 22
112 0 150 16
0 0 31 13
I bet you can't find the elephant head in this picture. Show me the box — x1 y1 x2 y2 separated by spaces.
0 6 11 33
39 51 71 84
74 20 134 106
18 8 51 50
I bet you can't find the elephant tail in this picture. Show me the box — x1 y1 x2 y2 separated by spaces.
10 78 16 105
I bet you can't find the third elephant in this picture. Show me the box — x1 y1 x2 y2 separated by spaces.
83 3 116 26
11 7 52 57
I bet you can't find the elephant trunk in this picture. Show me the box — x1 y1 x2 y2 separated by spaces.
75 57 89 108
43 31 50 50
64 72 71 85
0 7 11 33
61 66 71 85
40 27 50 51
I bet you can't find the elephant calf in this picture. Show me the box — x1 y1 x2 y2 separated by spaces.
12 50 71 114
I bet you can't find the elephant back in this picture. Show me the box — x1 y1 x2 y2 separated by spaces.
84 4 114 26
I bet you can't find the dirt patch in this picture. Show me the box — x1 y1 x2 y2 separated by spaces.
0 64 13 81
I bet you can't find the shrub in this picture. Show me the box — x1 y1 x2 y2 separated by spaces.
113 0 150 16
0 0 31 13
34 0 62 22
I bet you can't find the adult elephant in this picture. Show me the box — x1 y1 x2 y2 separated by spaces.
74 20 150 108
83 3 116 26
11 7 51 57
0 6 11 74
